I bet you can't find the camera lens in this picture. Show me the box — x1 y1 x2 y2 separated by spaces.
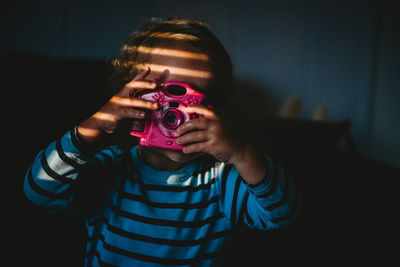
162 109 183 129
166 113 177 124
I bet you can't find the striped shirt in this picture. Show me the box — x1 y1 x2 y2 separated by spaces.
23 128 300 266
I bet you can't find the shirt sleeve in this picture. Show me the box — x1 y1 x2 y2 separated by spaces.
22 127 102 216
216 155 301 230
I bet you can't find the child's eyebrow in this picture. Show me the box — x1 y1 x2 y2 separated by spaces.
137 46 209 61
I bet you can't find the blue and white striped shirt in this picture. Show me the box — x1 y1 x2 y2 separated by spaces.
23 128 300 266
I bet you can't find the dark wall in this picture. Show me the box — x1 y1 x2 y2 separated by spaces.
369 0 400 166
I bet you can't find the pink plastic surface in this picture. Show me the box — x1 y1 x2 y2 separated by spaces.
129 81 207 150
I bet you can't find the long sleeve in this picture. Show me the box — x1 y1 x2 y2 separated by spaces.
23 128 94 215
216 156 300 230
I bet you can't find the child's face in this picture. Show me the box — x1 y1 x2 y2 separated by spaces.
139 43 213 163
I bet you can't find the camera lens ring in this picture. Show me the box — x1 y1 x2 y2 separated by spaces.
161 108 183 130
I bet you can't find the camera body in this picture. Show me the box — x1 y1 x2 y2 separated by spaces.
129 81 208 150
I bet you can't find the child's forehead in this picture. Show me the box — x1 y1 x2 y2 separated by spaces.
141 43 213 91
138 45 209 61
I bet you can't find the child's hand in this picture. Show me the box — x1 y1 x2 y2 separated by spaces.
177 105 267 184
77 67 159 144
176 105 242 163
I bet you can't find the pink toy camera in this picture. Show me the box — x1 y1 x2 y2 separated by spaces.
129 81 209 150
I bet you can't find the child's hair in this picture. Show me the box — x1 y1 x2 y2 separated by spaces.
108 17 233 111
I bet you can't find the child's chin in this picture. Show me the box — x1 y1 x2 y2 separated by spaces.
163 149 202 163
141 146 203 164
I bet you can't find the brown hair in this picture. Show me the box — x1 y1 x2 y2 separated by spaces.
108 17 233 111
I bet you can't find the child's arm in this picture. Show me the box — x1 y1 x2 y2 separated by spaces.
23 128 93 215
216 159 300 230
176 106 300 229
23 68 157 214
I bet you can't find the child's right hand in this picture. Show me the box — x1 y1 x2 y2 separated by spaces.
77 67 159 144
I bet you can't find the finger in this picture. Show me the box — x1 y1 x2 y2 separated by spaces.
176 118 209 135
182 142 208 154
127 80 157 91
117 108 147 120
121 80 157 97
110 96 159 110
176 130 208 146
134 66 151 80
184 104 218 119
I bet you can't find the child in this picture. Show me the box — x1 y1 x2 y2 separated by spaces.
23 17 300 266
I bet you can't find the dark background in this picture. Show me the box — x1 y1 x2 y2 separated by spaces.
2 0 399 266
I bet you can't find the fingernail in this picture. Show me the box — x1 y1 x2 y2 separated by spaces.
139 112 146 118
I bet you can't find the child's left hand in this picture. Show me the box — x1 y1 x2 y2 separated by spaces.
177 104 267 185
176 105 243 164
